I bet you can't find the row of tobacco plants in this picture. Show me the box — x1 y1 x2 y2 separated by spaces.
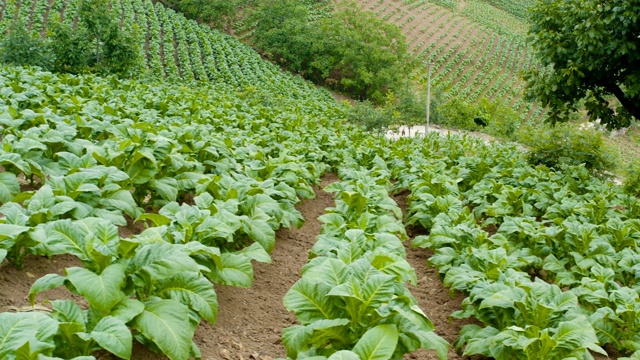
281 162 448 359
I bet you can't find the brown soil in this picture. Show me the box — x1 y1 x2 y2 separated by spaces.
0 173 470 359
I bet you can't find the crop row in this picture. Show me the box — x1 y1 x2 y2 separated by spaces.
281 164 448 359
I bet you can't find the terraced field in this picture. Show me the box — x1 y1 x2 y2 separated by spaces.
0 0 336 104
358 0 546 125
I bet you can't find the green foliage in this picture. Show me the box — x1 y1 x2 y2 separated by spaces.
437 97 480 131
250 0 413 103
623 158 640 197
283 167 448 359
250 0 321 74
346 101 391 133
0 311 61 359
516 124 618 173
483 0 534 20
0 0 138 77
437 97 519 138
317 4 413 102
77 0 140 76
162 0 238 28
453 278 605 359
346 88 431 132
48 19 91 73
526 0 640 129
0 22 54 70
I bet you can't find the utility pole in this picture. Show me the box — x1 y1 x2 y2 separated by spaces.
425 61 433 135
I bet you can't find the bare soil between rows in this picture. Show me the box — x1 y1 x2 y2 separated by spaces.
0 173 469 360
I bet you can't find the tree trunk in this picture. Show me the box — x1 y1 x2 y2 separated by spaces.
605 81 640 122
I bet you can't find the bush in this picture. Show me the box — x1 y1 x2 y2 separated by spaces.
346 101 390 132
516 124 618 173
0 22 54 70
250 0 413 104
161 0 237 28
436 97 480 131
623 158 640 197
436 97 520 138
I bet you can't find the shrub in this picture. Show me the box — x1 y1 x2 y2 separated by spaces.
346 100 390 132
516 124 618 173
0 21 54 70
623 158 640 197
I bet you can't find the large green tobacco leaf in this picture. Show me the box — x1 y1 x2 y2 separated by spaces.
0 224 30 248
26 185 56 223
29 274 67 304
30 220 86 259
547 320 607 358
50 300 85 326
66 263 127 315
0 249 6 263
89 316 132 359
0 312 59 358
131 299 194 360
282 318 350 358
209 252 254 288
154 272 218 324
352 324 399 360
327 351 360 360
127 243 207 289
100 189 140 218
109 298 145 323
0 153 32 175
126 149 158 184
284 279 341 324
62 171 103 196
241 215 276 253
0 172 20 203
301 258 350 287
150 177 179 202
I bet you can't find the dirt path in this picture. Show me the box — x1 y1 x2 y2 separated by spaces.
393 192 471 360
192 173 339 360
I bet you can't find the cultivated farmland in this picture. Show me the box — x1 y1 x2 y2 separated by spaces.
1 0 639 359
357 0 546 125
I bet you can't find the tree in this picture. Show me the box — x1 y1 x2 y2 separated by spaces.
78 0 140 75
525 0 640 129
161 0 237 28
249 0 413 104
250 0 322 74
317 4 414 102
48 18 91 73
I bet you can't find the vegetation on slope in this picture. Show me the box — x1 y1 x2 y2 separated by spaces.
1 0 139 76
0 0 639 357
358 0 544 126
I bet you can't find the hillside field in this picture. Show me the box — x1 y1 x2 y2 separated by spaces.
357 0 545 125
0 0 640 359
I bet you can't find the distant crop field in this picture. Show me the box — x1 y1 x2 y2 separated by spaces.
358 0 545 125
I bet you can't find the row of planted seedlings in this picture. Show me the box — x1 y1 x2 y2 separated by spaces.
385 134 640 359
0 66 336 360
280 158 448 360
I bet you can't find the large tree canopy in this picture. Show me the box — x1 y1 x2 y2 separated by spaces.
525 0 640 129
250 0 413 103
